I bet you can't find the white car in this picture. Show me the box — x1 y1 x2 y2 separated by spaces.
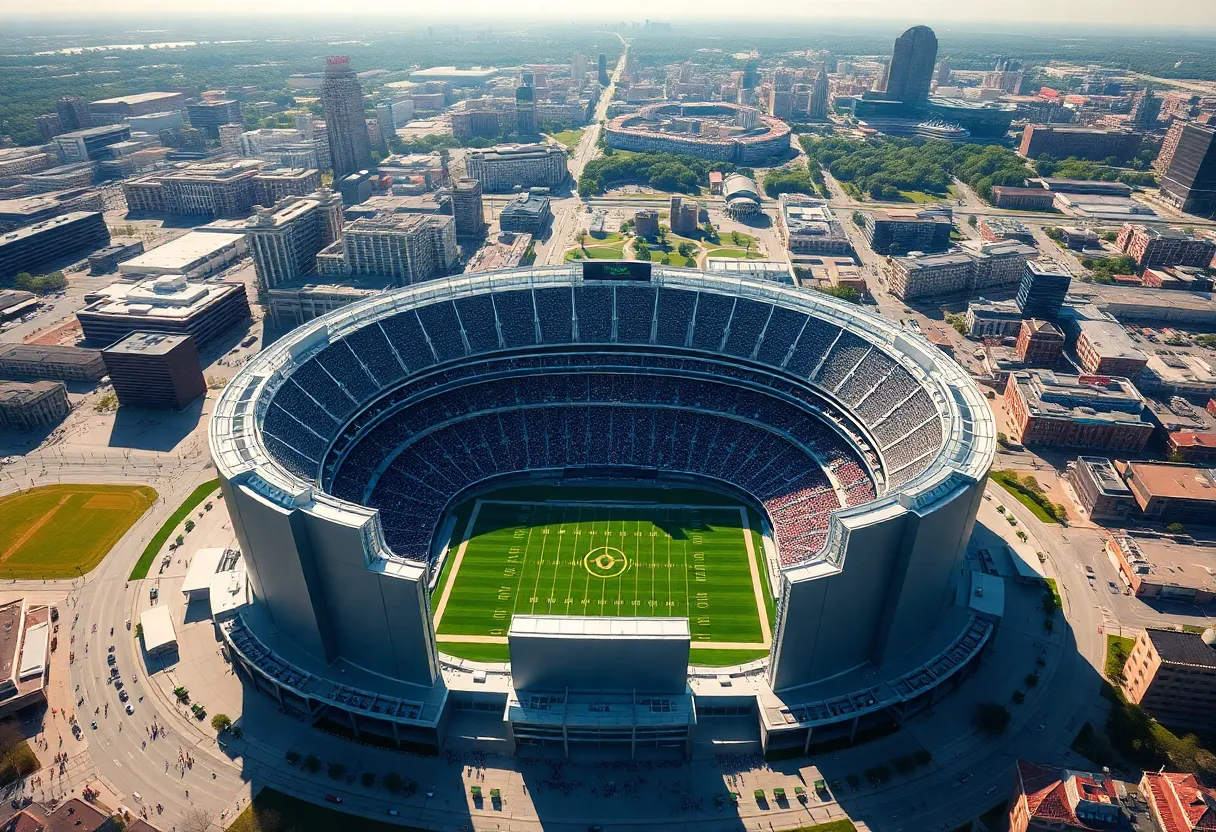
125 703 134 715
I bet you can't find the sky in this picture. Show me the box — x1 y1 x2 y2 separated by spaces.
1 0 1214 29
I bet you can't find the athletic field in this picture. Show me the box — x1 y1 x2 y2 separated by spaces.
0 484 157 579
432 495 772 665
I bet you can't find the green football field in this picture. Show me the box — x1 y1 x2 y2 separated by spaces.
432 498 772 665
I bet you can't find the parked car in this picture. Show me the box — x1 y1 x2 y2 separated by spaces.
324 795 342 804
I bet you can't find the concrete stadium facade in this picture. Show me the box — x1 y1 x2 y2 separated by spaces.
210 265 996 756
604 103 792 163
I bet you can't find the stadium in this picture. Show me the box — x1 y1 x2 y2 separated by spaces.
210 262 997 758
604 102 793 164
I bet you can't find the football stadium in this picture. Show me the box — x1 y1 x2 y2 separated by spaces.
210 262 997 758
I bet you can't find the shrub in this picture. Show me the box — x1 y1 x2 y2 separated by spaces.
184 520 195 533
1011 690 1026 705
210 714 232 733
384 772 403 793
1166 522 1187 535
285 751 301 765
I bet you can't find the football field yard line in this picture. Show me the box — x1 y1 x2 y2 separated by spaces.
435 500 769 649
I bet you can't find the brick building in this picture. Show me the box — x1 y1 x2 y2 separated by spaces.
1116 224 1216 271
1008 760 1122 832
1140 770 1216 832
1018 124 1142 164
1120 460 1216 526
1122 627 1216 732
1073 319 1148 379
1004 370 1153 451
1067 456 1135 522
1014 319 1063 368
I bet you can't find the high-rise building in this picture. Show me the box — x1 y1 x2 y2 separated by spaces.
809 72 830 120
316 213 456 286
572 52 586 81
451 178 485 237
185 100 243 140
1157 122 1216 216
56 96 93 131
598 54 609 86
935 58 951 87
320 56 373 180
515 85 537 136
245 190 343 297
884 25 938 104
669 196 700 236
1016 261 1072 319
742 59 760 90
100 332 206 411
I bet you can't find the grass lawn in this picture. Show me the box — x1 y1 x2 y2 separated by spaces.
586 231 624 245
0 484 157 579
129 480 218 580
989 470 1061 524
228 788 423 832
786 822 857 832
704 247 765 260
432 485 769 665
720 230 757 247
550 128 584 150
567 244 625 261
1106 634 1135 680
898 189 950 204
0 740 38 787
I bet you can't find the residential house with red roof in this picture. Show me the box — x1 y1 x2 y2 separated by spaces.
1142 771 1216 832
1009 761 1123 831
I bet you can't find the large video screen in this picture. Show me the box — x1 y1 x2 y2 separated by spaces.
581 261 653 282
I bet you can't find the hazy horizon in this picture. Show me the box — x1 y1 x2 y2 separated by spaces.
1 0 1214 31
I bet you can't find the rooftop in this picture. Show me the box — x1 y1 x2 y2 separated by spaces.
1146 628 1216 668
1078 456 1131 496
0 381 63 406
103 331 192 356
508 615 690 640
1076 318 1147 361
1123 461 1216 503
90 91 183 106
0 343 102 366
1010 370 1148 425
118 231 244 273
139 605 176 653
0 211 101 246
1112 536 1216 594
82 276 242 321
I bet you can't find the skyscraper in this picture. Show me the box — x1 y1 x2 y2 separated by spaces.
572 52 586 81
598 54 609 86
451 178 486 237
935 58 951 87
809 71 830 120
515 85 537 136
1158 122 1216 216
320 56 373 180
885 25 938 104
742 59 760 90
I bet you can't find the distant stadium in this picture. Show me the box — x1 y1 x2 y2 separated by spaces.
211 263 996 758
605 102 793 163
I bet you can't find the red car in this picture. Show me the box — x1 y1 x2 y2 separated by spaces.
324 795 343 804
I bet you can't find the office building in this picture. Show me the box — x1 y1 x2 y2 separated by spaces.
0 344 105 381
0 211 109 278
809 72 830 120
1073 319 1148 379
252 168 321 208
315 213 456 286
1016 262 1072 319
1008 761 1122 832
1140 771 1216 832
1155 119 1189 174
1157 122 1216 215
1117 223 1216 270
246 193 343 298
451 110 500 141
1004 370 1153 451
777 197 850 256
572 52 586 81
0 188 104 233
515 86 537 136
451 178 485 237
1018 125 1143 164
888 240 1036 301
321 57 373 180
884 26 938 104
1060 227 1100 250
0 382 69 431
1122 628 1216 733
966 298 1028 339
186 100 243 139
77 276 250 349
88 91 186 122
864 207 952 255
122 160 263 218
464 145 567 192
101 332 206 411
599 54 609 86
1067 456 1135 522
669 196 701 237
1014 319 1064 368
338 170 374 207
56 96 92 131
498 190 551 234
54 125 130 163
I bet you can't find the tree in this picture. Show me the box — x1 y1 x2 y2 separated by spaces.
184 519 195 533
677 241 695 259
575 229 587 250
303 754 321 773
361 771 376 787
180 809 216 832
973 702 1011 735
851 211 865 227
967 215 977 227
1166 522 1187 535
384 772 404 793
701 221 717 240
210 714 232 733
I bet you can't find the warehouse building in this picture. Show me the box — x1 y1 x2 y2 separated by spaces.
88 91 187 122
77 276 250 350
117 231 247 280
1073 319 1148 379
1108 536 1216 604
0 211 110 278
